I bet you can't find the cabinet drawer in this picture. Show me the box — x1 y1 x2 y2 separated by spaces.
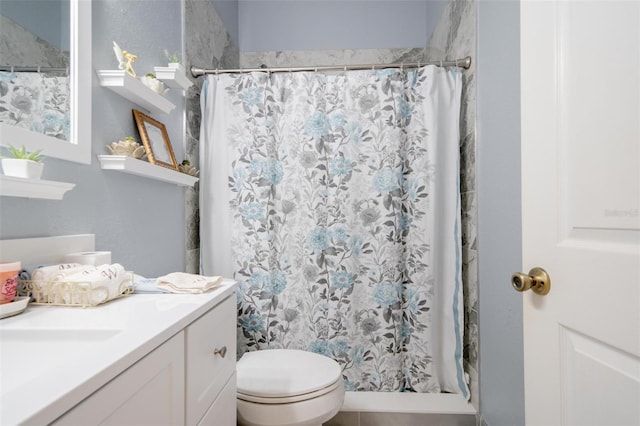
185 295 236 425
198 372 237 426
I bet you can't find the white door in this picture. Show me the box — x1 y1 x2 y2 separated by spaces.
520 1 640 425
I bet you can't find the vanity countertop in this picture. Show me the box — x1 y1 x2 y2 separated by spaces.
0 280 236 425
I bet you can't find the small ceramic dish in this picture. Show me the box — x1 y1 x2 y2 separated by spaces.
140 75 169 95
0 296 29 320
106 140 147 159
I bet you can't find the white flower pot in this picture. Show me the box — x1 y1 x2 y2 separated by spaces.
1 159 44 179
140 76 168 95
168 62 185 73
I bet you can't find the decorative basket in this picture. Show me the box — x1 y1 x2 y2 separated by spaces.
18 272 134 307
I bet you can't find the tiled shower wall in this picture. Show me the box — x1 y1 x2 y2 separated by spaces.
183 0 239 274
185 0 478 408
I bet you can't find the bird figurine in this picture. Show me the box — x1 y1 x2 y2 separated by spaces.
112 41 138 77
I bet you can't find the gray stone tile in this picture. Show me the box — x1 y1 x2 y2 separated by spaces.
461 191 477 252
241 48 429 69
186 248 199 274
465 360 480 413
359 412 476 426
324 411 361 426
462 248 478 314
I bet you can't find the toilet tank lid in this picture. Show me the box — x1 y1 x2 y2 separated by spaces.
236 349 342 398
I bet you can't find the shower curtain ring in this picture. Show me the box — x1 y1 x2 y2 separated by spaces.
10 66 14 73
455 58 459 67
37 66 41 73
439 60 443 67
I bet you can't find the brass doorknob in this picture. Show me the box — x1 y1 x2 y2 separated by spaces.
511 267 551 295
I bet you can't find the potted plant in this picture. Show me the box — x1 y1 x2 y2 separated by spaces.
140 73 168 95
164 49 184 72
1 145 45 179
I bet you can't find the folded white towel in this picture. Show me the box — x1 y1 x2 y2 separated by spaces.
30 263 85 302
133 277 171 294
155 272 223 294
31 263 84 281
60 263 132 305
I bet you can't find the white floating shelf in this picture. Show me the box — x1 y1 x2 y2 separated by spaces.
98 155 198 187
0 175 75 200
96 70 176 115
153 65 193 90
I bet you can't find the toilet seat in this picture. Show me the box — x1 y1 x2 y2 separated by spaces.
238 378 342 404
236 349 342 403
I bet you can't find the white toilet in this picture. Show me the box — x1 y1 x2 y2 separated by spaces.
236 349 345 426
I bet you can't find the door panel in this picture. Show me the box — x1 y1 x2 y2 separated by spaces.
560 327 640 425
559 1 640 239
521 1 640 424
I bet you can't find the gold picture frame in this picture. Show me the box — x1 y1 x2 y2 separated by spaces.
132 109 178 170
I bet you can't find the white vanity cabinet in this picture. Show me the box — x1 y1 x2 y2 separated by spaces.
186 295 237 425
0 235 238 426
53 332 186 425
50 294 237 426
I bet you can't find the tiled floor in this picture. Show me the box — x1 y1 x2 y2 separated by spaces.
324 411 476 426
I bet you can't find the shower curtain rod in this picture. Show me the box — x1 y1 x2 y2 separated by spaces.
0 66 68 73
190 55 471 77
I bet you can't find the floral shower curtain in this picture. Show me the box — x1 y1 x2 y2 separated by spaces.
0 72 70 141
200 65 468 397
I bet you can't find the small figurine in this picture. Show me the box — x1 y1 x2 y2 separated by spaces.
179 159 199 176
112 41 138 77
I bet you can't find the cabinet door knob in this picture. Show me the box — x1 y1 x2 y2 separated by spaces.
213 346 227 358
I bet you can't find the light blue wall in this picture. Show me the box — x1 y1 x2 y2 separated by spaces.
212 0 239 46
0 0 187 278
476 0 524 424
237 0 445 52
